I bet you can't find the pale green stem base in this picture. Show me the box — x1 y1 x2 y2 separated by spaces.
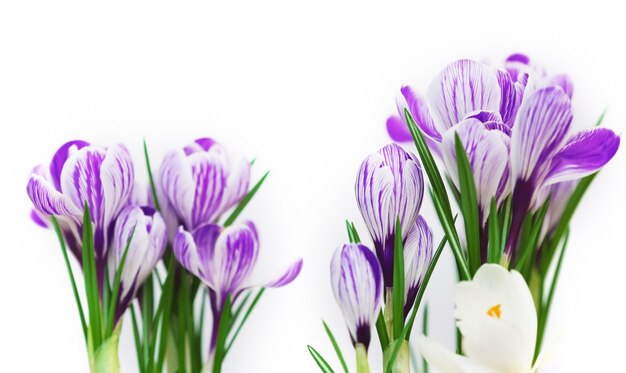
90 325 121 373
355 343 370 373
383 340 410 373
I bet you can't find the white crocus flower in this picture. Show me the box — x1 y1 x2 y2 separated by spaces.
418 264 548 373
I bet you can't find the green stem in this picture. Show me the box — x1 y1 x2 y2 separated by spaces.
383 288 394 341
384 339 410 373
355 343 371 373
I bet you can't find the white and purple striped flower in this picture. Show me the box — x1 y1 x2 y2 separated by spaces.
403 215 433 316
157 138 250 237
386 55 620 256
355 143 425 288
109 205 167 323
27 140 135 287
331 243 383 349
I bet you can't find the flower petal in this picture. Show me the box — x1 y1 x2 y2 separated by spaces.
403 215 433 315
159 149 196 228
355 144 424 286
510 87 572 186
454 264 537 371
417 336 496 373
218 152 251 215
397 86 441 141
49 140 90 192
27 174 82 217
441 120 510 219
264 259 303 288
386 115 413 142
496 69 520 126
330 243 383 348
427 60 501 134
100 144 135 228
544 128 620 185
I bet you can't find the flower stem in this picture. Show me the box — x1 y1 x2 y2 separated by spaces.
383 339 410 373
355 343 370 373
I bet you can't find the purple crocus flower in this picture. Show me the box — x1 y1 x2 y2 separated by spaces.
386 55 620 257
403 215 433 316
173 221 302 354
27 140 135 288
108 205 167 323
331 243 383 349
355 143 425 288
157 138 250 238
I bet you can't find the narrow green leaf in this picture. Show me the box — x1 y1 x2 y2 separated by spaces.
346 220 356 243
516 198 550 273
106 225 136 335
540 173 597 274
595 109 607 127
143 139 161 212
392 218 405 339
454 134 481 274
422 304 429 373
430 190 471 280
499 196 513 255
50 216 88 340
130 305 145 373
322 321 349 373
536 229 569 359
213 295 232 373
230 291 252 325
225 288 265 355
350 222 361 243
375 311 390 349
307 345 336 373
155 256 176 373
81 202 103 348
487 198 501 264
223 171 269 226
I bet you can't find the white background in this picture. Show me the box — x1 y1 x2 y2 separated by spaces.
1 1 625 372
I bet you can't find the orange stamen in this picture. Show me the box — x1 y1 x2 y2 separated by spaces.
487 304 502 319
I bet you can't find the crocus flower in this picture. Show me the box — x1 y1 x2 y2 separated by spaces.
27 140 135 287
386 56 620 257
418 264 548 372
355 143 425 288
403 215 433 316
173 221 302 354
331 243 383 350
108 205 167 323
158 138 250 237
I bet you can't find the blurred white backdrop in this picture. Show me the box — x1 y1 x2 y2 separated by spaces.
1 0 625 371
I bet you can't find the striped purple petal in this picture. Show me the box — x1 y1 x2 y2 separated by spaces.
27 174 83 217
50 140 90 192
159 138 250 231
496 69 521 126
264 259 303 288
330 243 383 349
386 115 413 142
511 87 572 190
403 216 433 317
544 128 620 186
109 205 167 323
397 86 441 142
441 119 510 221
355 144 424 287
427 59 501 134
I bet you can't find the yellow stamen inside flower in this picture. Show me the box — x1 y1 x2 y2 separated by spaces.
487 304 502 319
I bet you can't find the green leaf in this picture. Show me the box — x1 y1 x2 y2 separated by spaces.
223 171 269 226
225 288 265 355
499 196 513 256
307 345 336 373
392 218 405 339
50 216 87 340
539 173 597 274
81 202 103 348
143 139 161 212
487 198 501 264
595 109 607 127
322 321 349 373
350 222 361 243
94 326 121 373
106 225 136 336
375 311 390 349
346 220 357 243
422 305 429 373
213 296 232 373
129 305 145 373
454 134 481 274
515 197 550 274
155 257 177 373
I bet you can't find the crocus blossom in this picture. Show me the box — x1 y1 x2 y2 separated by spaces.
355 143 425 287
418 264 546 373
27 140 135 287
109 205 167 323
173 220 302 355
386 55 620 257
403 215 433 316
158 138 250 237
331 243 383 349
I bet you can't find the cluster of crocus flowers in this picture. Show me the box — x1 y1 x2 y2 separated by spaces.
27 137 302 373
310 144 435 373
